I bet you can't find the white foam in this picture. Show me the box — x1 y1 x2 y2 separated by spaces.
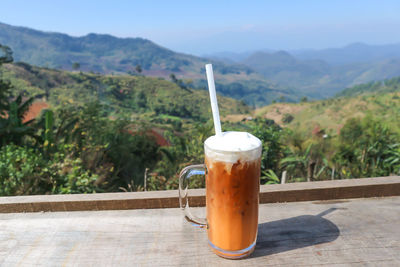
204 131 262 163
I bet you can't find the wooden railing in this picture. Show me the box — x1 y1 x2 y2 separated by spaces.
0 176 399 213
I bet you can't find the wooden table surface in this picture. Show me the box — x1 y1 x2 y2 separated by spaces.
1 196 399 266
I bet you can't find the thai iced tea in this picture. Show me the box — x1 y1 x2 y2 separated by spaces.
204 132 261 258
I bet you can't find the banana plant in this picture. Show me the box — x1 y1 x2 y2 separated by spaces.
261 169 281 184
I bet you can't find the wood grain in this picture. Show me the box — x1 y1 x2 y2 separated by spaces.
0 196 399 266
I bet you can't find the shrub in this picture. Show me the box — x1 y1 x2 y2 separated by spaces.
0 144 100 196
282 113 294 124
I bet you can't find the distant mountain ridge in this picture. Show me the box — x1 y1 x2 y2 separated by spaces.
242 51 330 77
211 44 400 98
3 21 399 104
205 42 400 98
292 42 400 65
208 42 400 66
0 22 296 106
0 22 197 73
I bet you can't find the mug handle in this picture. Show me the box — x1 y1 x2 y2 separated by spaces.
179 164 207 228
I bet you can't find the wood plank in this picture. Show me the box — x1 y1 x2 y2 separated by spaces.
0 176 399 213
0 196 399 266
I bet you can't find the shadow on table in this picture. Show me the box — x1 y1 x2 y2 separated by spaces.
252 208 340 258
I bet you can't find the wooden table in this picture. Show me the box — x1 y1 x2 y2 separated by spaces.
1 196 399 266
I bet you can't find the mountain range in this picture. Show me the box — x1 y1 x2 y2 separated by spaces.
0 22 295 107
1 21 400 104
292 43 400 65
207 43 400 98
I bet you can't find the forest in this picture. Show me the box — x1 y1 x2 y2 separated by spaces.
0 45 399 196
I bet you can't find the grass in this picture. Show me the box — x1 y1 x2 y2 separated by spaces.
254 92 400 135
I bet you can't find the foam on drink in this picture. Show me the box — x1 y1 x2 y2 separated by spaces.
205 131 261 173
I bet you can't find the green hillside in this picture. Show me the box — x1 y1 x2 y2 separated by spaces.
0 56 257 194
0 22 297 106
336 76 400 97
1 62 250 122
224 81 400 183
1 55 399 195
254 90 400 135
0 22 201 73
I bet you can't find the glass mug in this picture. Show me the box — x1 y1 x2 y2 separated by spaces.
179 132 262 259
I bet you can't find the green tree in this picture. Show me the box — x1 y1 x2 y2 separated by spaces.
72 62 80 70
0 44 13 64
300 96 308 102
282 113 294 124
0 94 36 146
334 116 399 178
250 119 285 181
0 44 13 115
0 46 36 147
0 80 11 116
135 64 142 73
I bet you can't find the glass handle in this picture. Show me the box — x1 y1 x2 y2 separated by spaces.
179 164 207 228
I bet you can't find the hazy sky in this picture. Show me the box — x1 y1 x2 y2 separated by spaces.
2 0 400 55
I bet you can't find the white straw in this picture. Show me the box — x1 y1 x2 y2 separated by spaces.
205 64 222 137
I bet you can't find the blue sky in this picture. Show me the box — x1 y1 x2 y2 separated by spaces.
2 0 400 55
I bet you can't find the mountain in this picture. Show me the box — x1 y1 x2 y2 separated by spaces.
203 51 256 64
292 42 400 66
238 48 400 98
0 22 199 74
242 51 331 97
0 22 296 106
239 51 333 98
203 49 276 64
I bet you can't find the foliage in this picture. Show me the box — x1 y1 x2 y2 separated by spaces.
261 169 280 184
0 44 399 195
337 77 400 97
0 144 99 196
0 79 12 116
1 63 250 120
0 95 36 146
0 47 36 147
300 96 308 102
282 113 294 124
72 62 80 70
0 44 13 64
48 102 162 191
250 119 285 176
334 116 399 178
256 91 400 135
